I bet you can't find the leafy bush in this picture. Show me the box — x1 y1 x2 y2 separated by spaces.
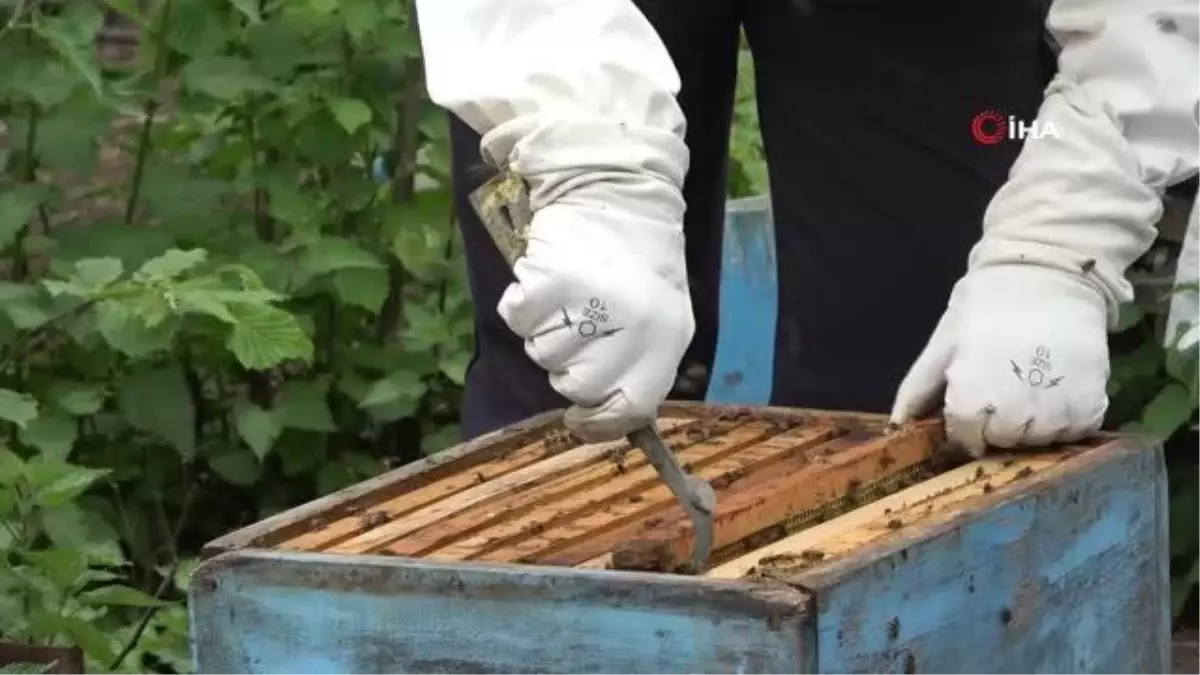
1 0 468 670
1109 283 1199 624
0 12 1194 675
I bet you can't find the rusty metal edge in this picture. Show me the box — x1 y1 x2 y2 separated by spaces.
783 432 1163 592
190 547 814 632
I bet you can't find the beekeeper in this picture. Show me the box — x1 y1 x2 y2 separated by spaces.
415 0 1198 456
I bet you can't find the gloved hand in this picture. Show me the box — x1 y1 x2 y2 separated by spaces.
889 264 1110 457
488 119 694 442
412 0 695 442
891 0 1197 456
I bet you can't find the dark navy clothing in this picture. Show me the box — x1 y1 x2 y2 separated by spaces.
450 0 1056 440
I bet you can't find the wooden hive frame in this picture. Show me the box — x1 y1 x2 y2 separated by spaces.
202 402 1110 578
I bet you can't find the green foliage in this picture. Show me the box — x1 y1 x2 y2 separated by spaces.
1108 294 1199 623
1 5 1195 674
727 41 768 199
0 0 468 670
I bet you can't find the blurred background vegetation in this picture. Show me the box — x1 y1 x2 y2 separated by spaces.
0 1 1194 672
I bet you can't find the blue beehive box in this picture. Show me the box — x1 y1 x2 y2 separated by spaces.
188 198 1172 673
188 401 1169 674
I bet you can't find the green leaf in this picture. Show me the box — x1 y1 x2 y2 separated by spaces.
19 412 78 461
207 445 262 486
34 89 113 174
0 389 39 427
235 401 282 460
1112 302 1144 333
74 257 125 290
50 219 175 270
292 108 356 165
139 164 230 229
1139 382 1195 438
1 57 79 108
29 461 109 508
264 179 324 234
316 452 382 495
390 220 449 281
273 380 336 433
360 370 426 409
25 613 115 665
38 502 123 562
227 0 261 22
299 237 385 278
339 0 379 42
308 0 337 14
376 22 422 59
226 303 314 370
0 282 53 330
24 534 89 587
79 584 167 608
0 186 42 249
94 300 178 358
33 2 106 98
48 382 106 416
135 248 208 281
176 288 238 324
181 56 273 100
403 300 454 349
275 433 327 477
166 0 234 56
422 424 461 456
174 558 200 592
0 449 25 486
117 364 196 458
440 351 470 386
330 98 373 134
331 267 388 313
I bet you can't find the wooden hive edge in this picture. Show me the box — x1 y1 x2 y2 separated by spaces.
200 408 570 558
190 547 814 633
709 432 1159 590
199 402 847 559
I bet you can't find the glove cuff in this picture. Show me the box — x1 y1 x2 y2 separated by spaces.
479 114 689 219
967 239 1130 329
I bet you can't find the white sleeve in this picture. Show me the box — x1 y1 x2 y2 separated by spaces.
969 0 1199 325
413 0 689 206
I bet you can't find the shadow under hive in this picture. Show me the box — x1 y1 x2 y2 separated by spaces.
240 404 1102 577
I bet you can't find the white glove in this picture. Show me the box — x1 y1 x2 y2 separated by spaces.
891 0 1198 456
414 0 694 441
488 120 694 442
890 265 1110 456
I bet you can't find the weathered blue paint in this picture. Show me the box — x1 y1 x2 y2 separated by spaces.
794 440 1170 674
188 191 1173 673
188 439 1170 674
190 552 810 674
705 197 777 406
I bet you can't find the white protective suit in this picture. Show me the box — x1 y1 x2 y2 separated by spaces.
414 0 1199 450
